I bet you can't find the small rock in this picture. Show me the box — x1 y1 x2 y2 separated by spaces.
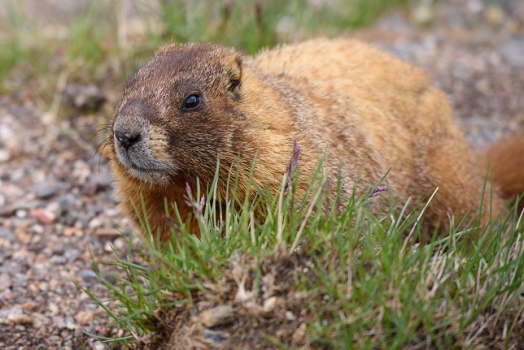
102 274 118 285
83 173 112 195
65 249 81 262
35 181 66 199
113 237 126 251
88 217 102 229
65 316 77 330
46 201 62 216
52 256 66 265
52 316 66 328
292 323 307 345
483 5 504 24
32 313 50 328
75 310 95 326
57 194 77 210
79 269 98 282
95 228 121 238
30 208 56 225
93 341 105 350
63 226 81 237
0 149 10 162
62 84 107 111
15 209 28 218
11 199 43 211
285 310 296 321
263 296 277 314
22 302 38 311
411 2 434 25
7 312 33 325
0 124 13 140
48 302 60 315
198 305 235 328
0 272 13 291
202 328 231 347
500 38 524 67
28 224 45 234
0 227 16 243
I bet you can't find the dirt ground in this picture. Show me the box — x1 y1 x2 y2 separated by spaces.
1 0 524 348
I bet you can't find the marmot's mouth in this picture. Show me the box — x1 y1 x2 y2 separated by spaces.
123 161 173 185
128 162 166 175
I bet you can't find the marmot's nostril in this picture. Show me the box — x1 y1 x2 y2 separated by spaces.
115 130 141 149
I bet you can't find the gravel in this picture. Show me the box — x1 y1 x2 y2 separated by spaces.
1 0 523 348
0 96 131 348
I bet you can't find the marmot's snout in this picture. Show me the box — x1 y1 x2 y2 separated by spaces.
115 128 141 150
113 114 148 155
112 113 174 185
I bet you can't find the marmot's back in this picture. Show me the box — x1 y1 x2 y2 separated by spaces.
256 39 479 223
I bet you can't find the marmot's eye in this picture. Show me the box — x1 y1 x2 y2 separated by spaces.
182 94 202 110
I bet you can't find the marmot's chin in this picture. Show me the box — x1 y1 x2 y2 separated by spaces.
127 165 171 185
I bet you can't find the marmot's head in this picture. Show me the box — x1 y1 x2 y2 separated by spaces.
109 43 247 186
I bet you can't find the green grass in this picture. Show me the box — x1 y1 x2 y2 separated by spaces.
83 157 524 348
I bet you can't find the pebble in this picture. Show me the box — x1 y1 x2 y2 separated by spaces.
30 208 56 225
285 310 296 321
7 312 33 325
22 302 38 311
83 173 112 195
35 181 66 199
28 224 45 234
62 84 107 112
88 217 103 229
57 193 77 210
64 249 82 262
263 296 278 314
0 149 10 162
65 316 77 330
48 303 60 316
93 341 105 350
198 305 235 328
499 38 524 67
0 272 13 291
79 269 98 282
95 228 121 237
52 316 66 328
74 310 95 325
113 237 126 251
0 227 16 242
12 199 43 211
202 328 231 347
62 226 80 236
32 313 50 328
15 209 28 218
292 323 307 345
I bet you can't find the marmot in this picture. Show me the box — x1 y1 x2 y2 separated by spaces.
106 38 524 242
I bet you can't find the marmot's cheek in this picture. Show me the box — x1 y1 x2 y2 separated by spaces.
148 128 172 166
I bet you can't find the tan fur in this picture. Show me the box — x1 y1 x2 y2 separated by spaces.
478 134 524 212
106 38 524 242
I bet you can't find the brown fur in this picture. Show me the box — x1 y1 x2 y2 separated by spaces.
106 38 524 242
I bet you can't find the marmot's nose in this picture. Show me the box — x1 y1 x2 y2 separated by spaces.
115 130 141 149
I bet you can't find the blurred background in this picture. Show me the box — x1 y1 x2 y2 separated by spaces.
0 0 523 125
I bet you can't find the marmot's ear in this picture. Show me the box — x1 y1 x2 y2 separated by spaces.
224 55 242 101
